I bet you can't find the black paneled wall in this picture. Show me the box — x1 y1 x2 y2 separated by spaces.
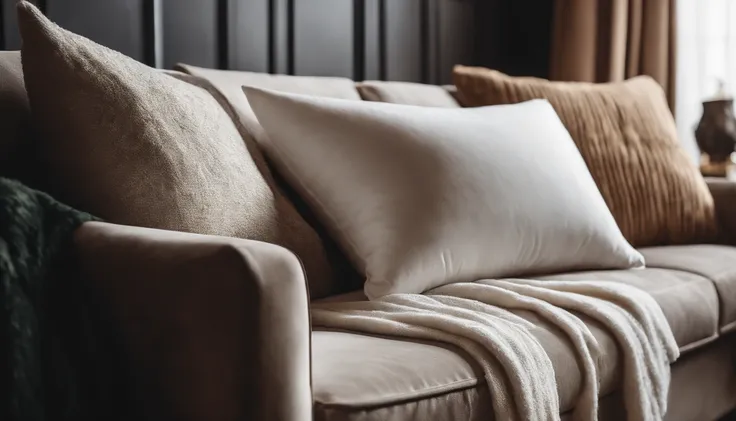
1 0 480 84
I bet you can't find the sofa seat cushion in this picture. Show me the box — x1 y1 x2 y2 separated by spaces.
174 64 360 142
312 268 718 421
536 268 719 352
640 244 736 333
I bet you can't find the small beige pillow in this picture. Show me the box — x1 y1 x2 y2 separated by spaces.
17 1 337 298
244 87 644 299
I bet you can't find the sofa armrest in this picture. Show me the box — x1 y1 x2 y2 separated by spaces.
73 221 312 421
706 177 736 244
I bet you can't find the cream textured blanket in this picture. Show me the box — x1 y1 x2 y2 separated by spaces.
311 279 679 421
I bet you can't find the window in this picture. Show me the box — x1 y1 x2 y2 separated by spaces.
676 0 736 162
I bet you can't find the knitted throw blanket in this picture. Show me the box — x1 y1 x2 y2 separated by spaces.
0 178 97 421
312 279 679 421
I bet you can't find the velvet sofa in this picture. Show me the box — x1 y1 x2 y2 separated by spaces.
2 49 736 421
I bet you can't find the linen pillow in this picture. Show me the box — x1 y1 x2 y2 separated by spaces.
244 87 644 299
16 1 337 299
453 66 718 247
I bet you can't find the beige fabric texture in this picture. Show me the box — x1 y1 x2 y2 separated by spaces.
313 279 679 421
76 221 313 421
453 66 718 249
356 81 461 108
16 1 336 298
641 244 736 333
312 331 736 421
245 87 643 298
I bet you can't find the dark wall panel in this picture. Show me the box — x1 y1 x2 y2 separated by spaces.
438 0 476 84
228 0 270 72
293 0 353 77
0 0 500 83
384 0 422 82
46 0 146 62
2 0 22 50
476 0 553 78
162 0 217 69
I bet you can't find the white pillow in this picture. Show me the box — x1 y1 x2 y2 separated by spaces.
244 87 645 299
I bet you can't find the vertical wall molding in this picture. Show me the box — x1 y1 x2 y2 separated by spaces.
353 0 365 81
420 0 429 83
269 0 288 74
142 0 162 68
377 0 386 80
419 0 442 84
285 0 294 75
428 0 441 85
0 1 5 50
217 0 229 69
272 0 289 74
361 0 380 80
267 0 276 72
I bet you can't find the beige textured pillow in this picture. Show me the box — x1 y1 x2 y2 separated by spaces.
453 66 718 247
244 87 644 299
356 81 460 108
173 64 365 292
17 1 336 298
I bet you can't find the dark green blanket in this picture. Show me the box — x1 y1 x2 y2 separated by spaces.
0 177 98 421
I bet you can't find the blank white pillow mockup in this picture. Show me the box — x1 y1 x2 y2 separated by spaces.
244 87 644 299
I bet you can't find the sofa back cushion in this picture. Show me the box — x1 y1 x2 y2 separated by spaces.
16 1 338 299
454 66 718 247
174 64 361 143
356 81 460 108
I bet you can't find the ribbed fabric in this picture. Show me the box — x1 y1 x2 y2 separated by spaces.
453 66 717 247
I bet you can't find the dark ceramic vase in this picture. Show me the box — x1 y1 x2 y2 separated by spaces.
695 98 736 164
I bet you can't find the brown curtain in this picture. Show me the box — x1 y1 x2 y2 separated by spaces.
549 0 677 109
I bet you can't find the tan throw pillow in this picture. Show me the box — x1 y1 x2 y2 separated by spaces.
244 87 644 299
356 81 461 108
16 1 336 299
453 66 718 247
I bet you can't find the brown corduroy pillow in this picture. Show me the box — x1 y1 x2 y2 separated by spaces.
453 66 718 247
16 1 337 298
